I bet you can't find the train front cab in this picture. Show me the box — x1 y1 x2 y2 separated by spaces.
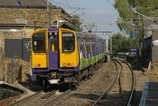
31 28 79 85
31 29 48 71
58 28 80 84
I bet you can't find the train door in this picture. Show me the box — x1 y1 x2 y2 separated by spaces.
48 32 59 69
59 28 79 69
31 30 48 68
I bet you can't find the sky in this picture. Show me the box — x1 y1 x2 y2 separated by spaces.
49 0 120 34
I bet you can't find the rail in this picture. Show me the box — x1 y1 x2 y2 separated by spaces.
91 59 119 106
117 59 135 106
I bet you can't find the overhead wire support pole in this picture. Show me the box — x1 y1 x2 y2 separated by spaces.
105 32 112 55
131 7 158 57
47 0 51 27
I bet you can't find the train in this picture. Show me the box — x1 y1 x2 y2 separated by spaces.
31 27 106 89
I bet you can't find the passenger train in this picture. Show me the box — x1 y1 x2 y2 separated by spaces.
31 27 106 89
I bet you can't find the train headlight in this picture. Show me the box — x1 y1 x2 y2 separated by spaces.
71 63 74 67
34 64 37 67
63 63 67 67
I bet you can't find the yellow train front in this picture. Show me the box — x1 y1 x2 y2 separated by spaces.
31 27 106 88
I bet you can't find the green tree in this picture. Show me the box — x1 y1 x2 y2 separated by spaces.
114 0 136 33
114 0 158 33
111 33 138 53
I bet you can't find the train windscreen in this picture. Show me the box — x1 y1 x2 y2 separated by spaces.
62 32 75 52
32 32 45 53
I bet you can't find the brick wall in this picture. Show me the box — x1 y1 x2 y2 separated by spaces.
0 28 34 54
0 7 71 55
0 7 62 26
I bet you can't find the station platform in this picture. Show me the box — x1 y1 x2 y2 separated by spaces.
139 82 158 106
0 81 25 106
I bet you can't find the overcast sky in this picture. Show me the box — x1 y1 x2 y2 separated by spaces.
50 0 120 33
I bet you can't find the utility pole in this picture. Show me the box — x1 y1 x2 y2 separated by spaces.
47 0 51 27
131 8 158 57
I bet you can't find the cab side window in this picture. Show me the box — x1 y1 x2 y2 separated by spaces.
62 32 75 52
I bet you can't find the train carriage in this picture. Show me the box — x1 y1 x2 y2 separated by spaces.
31 27 106 88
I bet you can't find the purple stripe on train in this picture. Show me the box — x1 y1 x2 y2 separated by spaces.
59 65 79 72
32 66 79 73
32 69 49 73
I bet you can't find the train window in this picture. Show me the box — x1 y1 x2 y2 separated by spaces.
32 32 45 53
82 40 87 58
92 41 96 55
86 40 91 58
62 32 75 52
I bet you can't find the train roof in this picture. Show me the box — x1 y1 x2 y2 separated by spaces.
76 32 103 39
34 28 104 40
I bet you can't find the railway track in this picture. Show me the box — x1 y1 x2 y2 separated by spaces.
42 60 120 106
29 61 115 106
91 59 120 106
42 61 120 106
41 89 71 106
5 59 135 106
9 89 71 106
118 59 135 106
91 59 135 106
